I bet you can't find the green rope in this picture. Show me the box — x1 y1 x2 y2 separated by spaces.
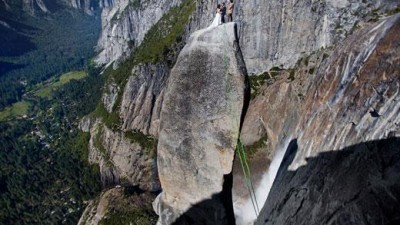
221 23 259 217
237 138 260 215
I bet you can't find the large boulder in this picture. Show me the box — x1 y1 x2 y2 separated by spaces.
154 22 248 225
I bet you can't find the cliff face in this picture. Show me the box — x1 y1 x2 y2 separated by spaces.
241 14 400 225
94 0 397 74
235 0 399 74
154 22 247 225
80 116 160 191
186 0 398 74
79 3 196 224
22 0 49 14
95 0 181 65
120 63 169 136
242 14 400 169
288 15 399 169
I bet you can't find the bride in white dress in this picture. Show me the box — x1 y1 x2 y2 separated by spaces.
208 4 222 28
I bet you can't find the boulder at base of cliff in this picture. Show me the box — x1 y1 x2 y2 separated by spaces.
154 22 248 225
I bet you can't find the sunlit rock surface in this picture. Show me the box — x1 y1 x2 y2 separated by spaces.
78 187 157 225
102 81 119 113
154 22 247 225
95 0 181 65
120 63 169 136
191 0 398 74
84 118 159 191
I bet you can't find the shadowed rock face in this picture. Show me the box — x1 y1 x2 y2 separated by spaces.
256 138 400 225
154 22 248 225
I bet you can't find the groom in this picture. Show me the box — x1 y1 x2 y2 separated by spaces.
221 2 226 23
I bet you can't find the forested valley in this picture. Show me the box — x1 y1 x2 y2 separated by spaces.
0 7 101 109
0 6 106 224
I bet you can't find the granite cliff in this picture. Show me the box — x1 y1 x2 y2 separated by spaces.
242 12 400 225
98 0 399 73
154 22 247 225
78 1 195 223
234 0 399 74
95 0 182 65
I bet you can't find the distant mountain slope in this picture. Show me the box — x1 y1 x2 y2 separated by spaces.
1 0 105 15
0 12 36 57
0 3 101 109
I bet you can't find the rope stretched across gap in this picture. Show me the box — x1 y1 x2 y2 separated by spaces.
221 23 260 217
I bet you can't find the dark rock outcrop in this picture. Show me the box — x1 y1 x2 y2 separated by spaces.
256 138 400 225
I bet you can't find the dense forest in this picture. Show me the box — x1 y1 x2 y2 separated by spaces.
0 7 101 109
0 65 105 224
0 5 105 224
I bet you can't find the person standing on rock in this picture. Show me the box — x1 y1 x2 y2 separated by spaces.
227 0 234 22
209 4 222 28
221 2 227 23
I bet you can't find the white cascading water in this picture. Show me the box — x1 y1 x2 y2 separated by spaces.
234 136 294 225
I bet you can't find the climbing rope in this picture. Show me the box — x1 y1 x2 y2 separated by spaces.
221 23 260 217
237 138 260 216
